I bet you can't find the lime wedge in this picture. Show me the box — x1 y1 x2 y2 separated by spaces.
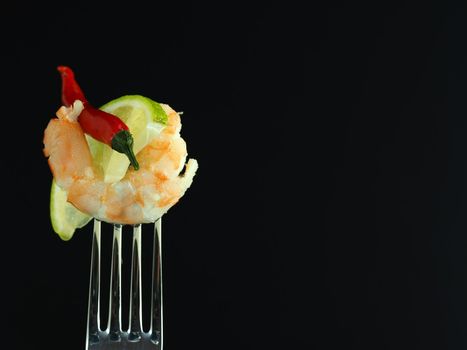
50 179 92 240
101 95 168 125
87 95 168 183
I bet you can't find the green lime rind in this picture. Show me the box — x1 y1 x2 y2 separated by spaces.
100 95 168 125
50 180 92 241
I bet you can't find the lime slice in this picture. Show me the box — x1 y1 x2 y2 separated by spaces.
87 95 168 183
50 179 92 240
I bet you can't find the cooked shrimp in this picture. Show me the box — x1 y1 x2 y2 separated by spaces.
43 102 198 224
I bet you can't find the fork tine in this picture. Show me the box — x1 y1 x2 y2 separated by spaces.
150 218 163 346
128 224 143 341
86 219 102 347
107 224 123 341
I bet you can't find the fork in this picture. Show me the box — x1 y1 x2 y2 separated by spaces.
85 218 163 349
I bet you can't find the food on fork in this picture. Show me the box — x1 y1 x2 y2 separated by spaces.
43 66 198 239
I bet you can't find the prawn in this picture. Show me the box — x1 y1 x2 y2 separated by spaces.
43 102 198 225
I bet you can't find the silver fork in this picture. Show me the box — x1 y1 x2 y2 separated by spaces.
86 218 163 349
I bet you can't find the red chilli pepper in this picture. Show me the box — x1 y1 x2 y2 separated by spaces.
57 66 139 170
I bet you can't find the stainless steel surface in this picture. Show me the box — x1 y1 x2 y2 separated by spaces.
86 219 163 349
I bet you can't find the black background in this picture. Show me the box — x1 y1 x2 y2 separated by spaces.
0 1 462 349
